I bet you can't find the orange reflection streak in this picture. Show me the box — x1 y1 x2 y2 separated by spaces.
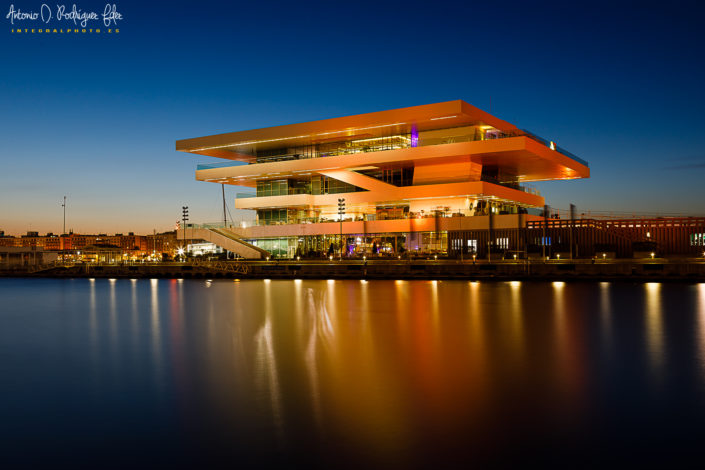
552 282 587 407
507 281 525 367
467 281 488 390
406 281 447 423
130 279 139 341
254 278 284 443
168 278 186 407
108 279 117 352
304 284 336 431
317 281 410 464
645 282 664 383
696 284 705 381
88 278 98 370
196 280 618 466
149 279 163 383
600 282 612 347
467 281 485 364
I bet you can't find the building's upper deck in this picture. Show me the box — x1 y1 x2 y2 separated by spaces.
176 100 589 185
176 100 518 160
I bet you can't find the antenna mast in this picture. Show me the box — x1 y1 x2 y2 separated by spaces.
222 184 227 227
61 196 66 234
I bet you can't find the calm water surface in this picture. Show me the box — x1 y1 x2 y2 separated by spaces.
1 278 705 468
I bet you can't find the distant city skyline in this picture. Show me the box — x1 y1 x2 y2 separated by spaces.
1 0 704 236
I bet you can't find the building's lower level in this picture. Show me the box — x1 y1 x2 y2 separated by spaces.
179 216 705 260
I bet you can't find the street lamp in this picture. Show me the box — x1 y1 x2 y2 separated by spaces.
61 195 67 235
338 198 345 260
60 196 67 261
181 206 189 260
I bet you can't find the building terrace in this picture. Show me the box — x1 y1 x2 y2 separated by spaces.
176 100 589 258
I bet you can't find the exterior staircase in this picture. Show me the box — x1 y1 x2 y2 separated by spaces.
179 227 269 259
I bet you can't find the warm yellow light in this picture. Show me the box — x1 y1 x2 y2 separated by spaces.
329 255 333 261
430 115 458 121
351 135 410 144
190 122 407 151
650 252 655 259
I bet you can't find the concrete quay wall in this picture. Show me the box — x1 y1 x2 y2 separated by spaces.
2 260 704 282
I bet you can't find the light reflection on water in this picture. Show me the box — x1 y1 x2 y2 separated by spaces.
1 278 705 467
698 284 705 380
645 282 664 386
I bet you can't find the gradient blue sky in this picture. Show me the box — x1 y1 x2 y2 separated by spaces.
1 0 704 235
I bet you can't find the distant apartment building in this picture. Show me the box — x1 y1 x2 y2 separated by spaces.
0 231 177 256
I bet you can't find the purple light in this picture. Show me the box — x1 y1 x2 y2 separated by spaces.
411 125 418 147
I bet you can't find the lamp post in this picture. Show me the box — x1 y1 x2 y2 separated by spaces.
569 203 575 260
61 196 67 235
181 206 189 261
60 195 67 261
338 198 345 260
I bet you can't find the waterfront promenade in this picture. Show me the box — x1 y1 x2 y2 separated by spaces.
3 258 704 282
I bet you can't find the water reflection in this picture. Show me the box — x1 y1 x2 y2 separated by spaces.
88 277 98 364
149 278 163 388
697 284 705 381
645 282 664 381
254 275 284 443
3 278 704 467
552 279 585 403
599 282 612 338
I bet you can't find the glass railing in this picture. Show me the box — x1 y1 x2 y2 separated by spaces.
518 130 589 168
195 127 588 170
196 161 248 170
185 210 534 229
479 176 541 195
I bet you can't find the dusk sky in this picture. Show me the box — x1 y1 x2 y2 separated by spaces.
1 0 703 235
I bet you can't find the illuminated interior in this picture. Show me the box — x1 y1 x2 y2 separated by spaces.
176 100 589 257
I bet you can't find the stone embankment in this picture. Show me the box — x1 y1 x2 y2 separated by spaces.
2 259 704 282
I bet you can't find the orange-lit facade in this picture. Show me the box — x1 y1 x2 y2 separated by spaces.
177 100 589 257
